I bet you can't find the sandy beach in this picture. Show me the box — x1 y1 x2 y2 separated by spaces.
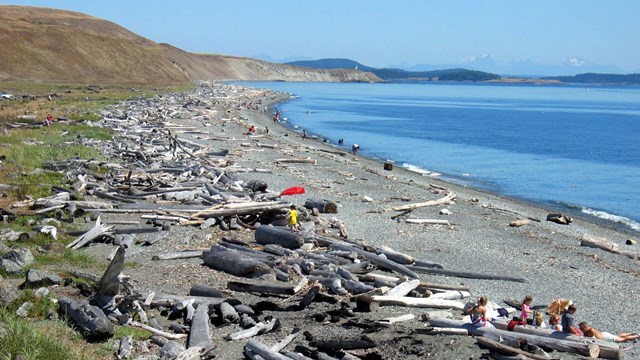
88 82 640 359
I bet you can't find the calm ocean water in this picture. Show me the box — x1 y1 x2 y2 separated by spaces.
235 81 640 233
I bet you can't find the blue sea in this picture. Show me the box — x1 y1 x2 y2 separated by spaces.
235 81 640 234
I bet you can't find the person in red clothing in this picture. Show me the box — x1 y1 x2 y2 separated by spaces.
44 113 53 127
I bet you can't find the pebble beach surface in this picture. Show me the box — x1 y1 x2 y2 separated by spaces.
94 82 639 359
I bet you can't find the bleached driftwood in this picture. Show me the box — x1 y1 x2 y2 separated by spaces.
129 321 187 340
152 250 204 261
377 313 415 325
428 290 471 300
385 192 456 212
386 279 421 297
67 216 114 249
245 339 291 360
580 235 639 260
405 218 451 225
371 295 465 310
227 319 279 340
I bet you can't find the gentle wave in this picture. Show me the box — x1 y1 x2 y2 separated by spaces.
401 163 441 177
581 207 640 232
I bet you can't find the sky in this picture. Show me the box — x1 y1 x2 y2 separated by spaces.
2 0 639 71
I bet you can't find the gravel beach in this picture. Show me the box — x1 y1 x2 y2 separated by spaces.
88 82 639 359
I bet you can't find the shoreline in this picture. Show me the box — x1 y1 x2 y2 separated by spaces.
267 89 640 238
88 82 640 359
233 82 639 349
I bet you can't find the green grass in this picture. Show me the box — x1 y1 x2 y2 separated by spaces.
114 325 152 341
34 249 96 269
8 290 58 319
0 310 76 360
0 307 110 360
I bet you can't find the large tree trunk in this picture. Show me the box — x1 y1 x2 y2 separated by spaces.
202 245 271 278
255 225 304 249
490 320 620 359
428 318 611 359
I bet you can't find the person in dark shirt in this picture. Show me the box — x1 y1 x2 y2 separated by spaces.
561 304 583 336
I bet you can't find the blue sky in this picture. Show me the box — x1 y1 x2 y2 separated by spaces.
2 0 639 71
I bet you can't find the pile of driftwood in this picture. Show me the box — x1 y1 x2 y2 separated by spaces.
4 82 624 359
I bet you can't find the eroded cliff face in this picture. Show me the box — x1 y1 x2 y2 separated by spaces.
0 5 380 84
159 45 380 83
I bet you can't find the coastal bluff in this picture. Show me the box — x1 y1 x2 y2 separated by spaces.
0 5 380 84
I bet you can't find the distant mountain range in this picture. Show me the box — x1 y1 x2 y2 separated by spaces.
402 54 628 77
287 59 501 82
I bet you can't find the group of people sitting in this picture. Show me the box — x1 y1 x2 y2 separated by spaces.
465 295 639 343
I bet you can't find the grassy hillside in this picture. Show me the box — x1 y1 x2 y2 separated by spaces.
0 6 378 84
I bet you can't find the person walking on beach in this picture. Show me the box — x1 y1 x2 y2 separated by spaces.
265 127 269 134
561 304 583 336
286 205 299 233
465 296 494 328
302 130 307 140
352 144 359 155
579 322 640 343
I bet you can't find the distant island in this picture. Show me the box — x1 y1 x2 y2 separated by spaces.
287 58 501 82
542 73 640 85
288 58 640 86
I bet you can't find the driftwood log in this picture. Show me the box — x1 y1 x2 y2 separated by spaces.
188 304 212 348
255 225 304 249
371 295 465 310
329 243 419 279
304 198 338 214
580 235 639 260
386 192 456 212
203 245 271 278
59 297 115 339
428 318 607 359
475 336 553 360
66 217 114 249
406 265 526 283
490 321 620 359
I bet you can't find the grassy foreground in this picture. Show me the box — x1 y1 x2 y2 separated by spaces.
0 81 185 359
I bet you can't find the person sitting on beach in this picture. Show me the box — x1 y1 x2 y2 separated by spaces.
531 310 546 328
248 125 255 133
561 304 583 336
579 322 640 343
286 205 299 233
44 113 53 127
549 314 562 331
465 296 494 328
519 295 534 324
